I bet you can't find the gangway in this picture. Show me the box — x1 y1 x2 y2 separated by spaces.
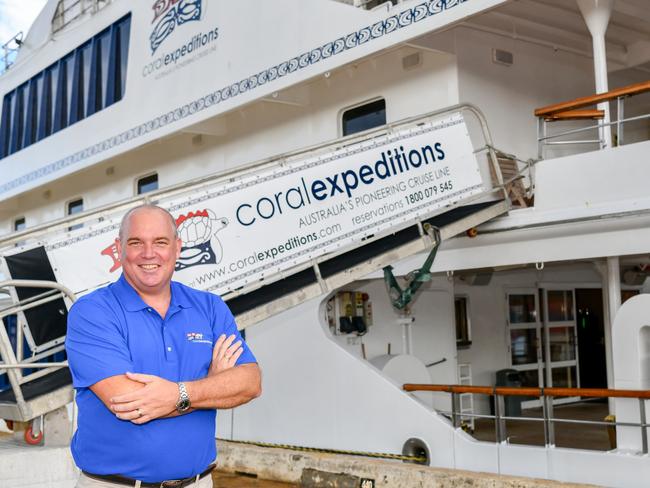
0 103 512 441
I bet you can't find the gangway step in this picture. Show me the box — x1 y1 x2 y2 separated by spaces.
0 368 72 421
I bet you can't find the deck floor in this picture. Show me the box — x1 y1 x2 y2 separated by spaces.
471 400 613 450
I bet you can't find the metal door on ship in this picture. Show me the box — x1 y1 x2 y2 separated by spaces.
506 289 544 409
540 287 580 405
506 288 581 408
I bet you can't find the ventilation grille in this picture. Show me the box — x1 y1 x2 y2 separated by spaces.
492 48 514 66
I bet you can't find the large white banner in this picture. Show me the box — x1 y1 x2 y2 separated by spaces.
37 113 484 296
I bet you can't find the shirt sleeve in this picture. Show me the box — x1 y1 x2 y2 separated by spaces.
65 296 134 388
211 295 257 365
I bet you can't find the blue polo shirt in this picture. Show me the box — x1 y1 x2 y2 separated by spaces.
65 275 256 482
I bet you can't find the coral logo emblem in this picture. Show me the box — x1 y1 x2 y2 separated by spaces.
175 209 228 272
99 208 227 274
150 0 202 54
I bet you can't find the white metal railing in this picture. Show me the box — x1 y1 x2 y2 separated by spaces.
0 280 75 416
1 32 23 74
535 80 650 159
52 0 111 33
405 383 649 454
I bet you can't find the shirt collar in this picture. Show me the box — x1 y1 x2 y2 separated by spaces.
114 274 192 312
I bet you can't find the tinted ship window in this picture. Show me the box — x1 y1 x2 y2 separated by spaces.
0 13 131 159
14 217 26 231
137 173 159 195
67 198 84 231
342 99 386 137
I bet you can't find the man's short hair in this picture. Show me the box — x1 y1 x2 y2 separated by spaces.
118 204 178 241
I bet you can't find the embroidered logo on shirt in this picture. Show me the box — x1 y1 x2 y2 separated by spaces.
186 332 212 344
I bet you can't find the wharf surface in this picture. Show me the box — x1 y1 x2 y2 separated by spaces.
216 440 598 488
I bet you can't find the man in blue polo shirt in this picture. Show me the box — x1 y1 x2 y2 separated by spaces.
66 204 261 487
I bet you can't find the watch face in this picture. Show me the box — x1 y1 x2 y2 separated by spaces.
177 398 191 412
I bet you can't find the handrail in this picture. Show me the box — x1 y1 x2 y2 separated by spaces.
0 279 76 419
534 80 650 117
404 383 650 399
404 383 650 453
1 31 23 74
0 280 77 304
544 109 604 121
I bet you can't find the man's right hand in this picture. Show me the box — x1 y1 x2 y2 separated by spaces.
208 334 243 376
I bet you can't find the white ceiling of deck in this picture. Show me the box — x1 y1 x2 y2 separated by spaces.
465 0 650 72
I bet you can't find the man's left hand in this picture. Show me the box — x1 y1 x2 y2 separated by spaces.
110 372 178 424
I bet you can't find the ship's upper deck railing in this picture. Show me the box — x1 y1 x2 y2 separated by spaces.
534 79 650 159
405 383 649 453
1 32 23 75
52 0 112 33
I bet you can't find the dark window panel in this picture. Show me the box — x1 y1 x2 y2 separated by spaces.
86 36 103 116
69 43 90 125
23 76 40 148
342 99 386 136
9 84 27 154
67 198 83 215
14 217 26 231
137 174 158 194
53 55 73 133
81 42 93 117
64 53 75 122
98 28 111 109
0 93 12 157
105 23 120 107
67 198 84 231
118 16 131 100
37 69 54 140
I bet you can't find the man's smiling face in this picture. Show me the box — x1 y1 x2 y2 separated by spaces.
117 207 181 297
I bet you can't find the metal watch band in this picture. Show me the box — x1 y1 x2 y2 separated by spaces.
176 381 190 412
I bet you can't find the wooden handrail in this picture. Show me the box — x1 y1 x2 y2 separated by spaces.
544 109 604 121
403 383 650 399
534 80 650 117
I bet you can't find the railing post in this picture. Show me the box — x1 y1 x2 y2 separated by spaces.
537 117 546 159
451 392 461 429
617 96 624 146
542 395 555 447
494 394 506 443
640 398 647 455
541 392 549 447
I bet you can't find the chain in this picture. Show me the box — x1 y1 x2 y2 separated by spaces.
218 438 427 463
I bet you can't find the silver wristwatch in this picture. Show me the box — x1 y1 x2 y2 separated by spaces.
176 382 191 413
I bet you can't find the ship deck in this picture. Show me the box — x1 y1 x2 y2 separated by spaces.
472 401 612 451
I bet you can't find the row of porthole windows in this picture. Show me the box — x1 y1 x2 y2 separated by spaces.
11 96 388 232
12 172 159 233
